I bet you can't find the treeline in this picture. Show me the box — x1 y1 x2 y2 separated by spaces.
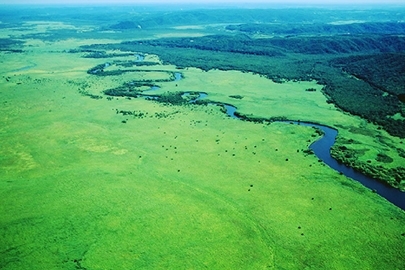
259 35 405 54
226 22 405 36
118 34 405 55
86 61 173 78
122 35 284 57
81 51 136 58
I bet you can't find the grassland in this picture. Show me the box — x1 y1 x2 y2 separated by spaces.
1 9 405 270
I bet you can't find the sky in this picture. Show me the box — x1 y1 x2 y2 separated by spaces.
0 0 404 5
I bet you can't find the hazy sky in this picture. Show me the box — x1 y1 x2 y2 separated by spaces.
0 0 404 5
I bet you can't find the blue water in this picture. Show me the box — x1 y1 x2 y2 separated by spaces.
135 54 145 61
174 72 182 81
149 85 160 91
225 104 238 117
12 64 36 72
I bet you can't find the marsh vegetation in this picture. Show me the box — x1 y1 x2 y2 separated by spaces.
1 4 405 270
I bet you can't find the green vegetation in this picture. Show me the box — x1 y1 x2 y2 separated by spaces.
81 51 138 59
331 141 405 188
229 94 244 99
154 91 187 105
84 33 405 138
1 5 405 270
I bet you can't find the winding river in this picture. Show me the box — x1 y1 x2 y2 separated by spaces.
141 73 405 210
222 102 405 210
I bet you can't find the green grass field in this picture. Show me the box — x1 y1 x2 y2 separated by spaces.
1 21 405 269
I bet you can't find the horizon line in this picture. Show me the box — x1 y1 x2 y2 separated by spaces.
1 2 405 7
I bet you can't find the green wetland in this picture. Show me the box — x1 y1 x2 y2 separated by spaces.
0 4 405 269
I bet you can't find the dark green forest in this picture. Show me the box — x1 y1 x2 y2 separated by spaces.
226 22 405 36
331 54 405 96
0 38 24 52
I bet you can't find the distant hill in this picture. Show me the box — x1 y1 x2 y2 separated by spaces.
101 8 405 30
110 21 141 30
226 22 405 36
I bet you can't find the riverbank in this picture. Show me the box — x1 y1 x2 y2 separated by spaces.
212 101 405 209
331 140 405 191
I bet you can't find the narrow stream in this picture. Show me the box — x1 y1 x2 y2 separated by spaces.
10 63 37 73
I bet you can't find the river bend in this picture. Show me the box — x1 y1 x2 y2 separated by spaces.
141 75 405 209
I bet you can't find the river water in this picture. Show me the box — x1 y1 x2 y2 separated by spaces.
221 102 405 210
140 73 405 209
